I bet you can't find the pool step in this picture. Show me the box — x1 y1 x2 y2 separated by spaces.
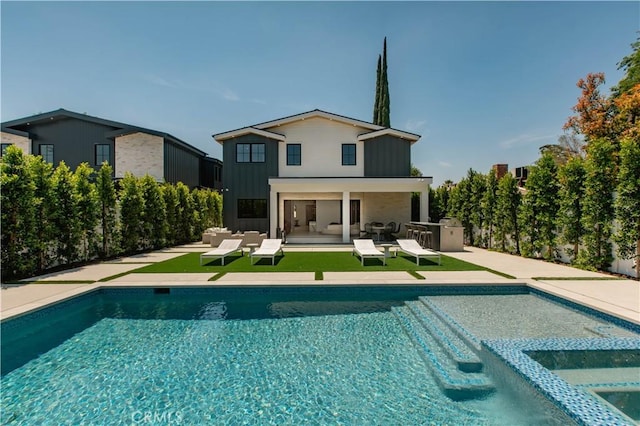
418 296 482 350
392 306 495 401
405 301 483 373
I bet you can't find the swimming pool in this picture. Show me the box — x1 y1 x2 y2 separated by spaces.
1 285 638 425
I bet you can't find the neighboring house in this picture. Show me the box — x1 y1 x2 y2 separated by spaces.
213 109 431 243
1 108 222 189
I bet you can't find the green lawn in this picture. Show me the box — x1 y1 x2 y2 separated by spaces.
131 251 487 273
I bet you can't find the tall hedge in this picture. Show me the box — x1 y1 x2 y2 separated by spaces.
1 152 223 281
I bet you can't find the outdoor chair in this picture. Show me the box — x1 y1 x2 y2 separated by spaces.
200 239 243 266
250 239 284 265
209 231 232 247
396 239 441 265
352 239 386 266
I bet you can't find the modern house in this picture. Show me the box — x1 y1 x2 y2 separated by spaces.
213 109 431 243
1 108 222 189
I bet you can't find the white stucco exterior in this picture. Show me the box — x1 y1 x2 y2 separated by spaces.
275 117 368 177
115 132 163 181
1 132 32 154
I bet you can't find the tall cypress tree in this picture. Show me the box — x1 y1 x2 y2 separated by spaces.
373 54 382 124
373 37 391 127
380 37 391 127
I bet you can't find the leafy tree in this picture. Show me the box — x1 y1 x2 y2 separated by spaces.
191 188 206 239
163 184 180 246
613 138 640 278
373 54 382 124
119 173 144 254
540 133 585 166
519 153 559 259
175 182 194 243
212 190 223 227
51 161 81 264
448 174 473 244
27 154 56 271
494 173 521 254
74 163 99 261
578 138 616 270
557 156 586 262
564 73 615 142
612 35 640 98
140 175 166 250
481 169 499 249
96 162 118 258
469 170 486 246
1 146 37 279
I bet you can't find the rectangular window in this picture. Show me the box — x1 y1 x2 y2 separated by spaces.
236 143 265 163
0 143 12 157
286 144 301 166
237 199 268 219
39 144 54 164
95 144 111 165
342 144 356 166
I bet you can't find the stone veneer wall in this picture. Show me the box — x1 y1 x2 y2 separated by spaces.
1 132 32 154
362 192 411 233
115 132 163 181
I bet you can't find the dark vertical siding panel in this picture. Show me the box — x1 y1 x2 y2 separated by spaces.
363 135 411 177
27 118 117 174
164 141 200 187
200 158 223 190
222 134 278 233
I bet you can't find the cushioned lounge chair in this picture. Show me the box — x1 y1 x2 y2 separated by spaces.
200 239 243 266
396 239 441 265
352 239 386 266
250 239 284 265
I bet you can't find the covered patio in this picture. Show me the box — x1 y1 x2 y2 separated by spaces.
268 177 432 243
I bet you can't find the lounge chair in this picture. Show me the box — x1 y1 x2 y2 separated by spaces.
352 239 386 266
396 239 441 265
250 239 284 265
200 239 243 265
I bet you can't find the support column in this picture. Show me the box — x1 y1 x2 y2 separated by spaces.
342 191 350 243
270 189 278 238
420 184 430 223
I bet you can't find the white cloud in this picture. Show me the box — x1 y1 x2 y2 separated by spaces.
222 88 240 101
143 74 178 88
500 133 556 149
438 161 452 168
404 119 427 133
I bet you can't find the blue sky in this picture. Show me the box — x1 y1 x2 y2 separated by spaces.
2 1 638 185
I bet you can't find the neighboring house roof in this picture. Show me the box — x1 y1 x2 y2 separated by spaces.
213 109 421 144
1 108 207 157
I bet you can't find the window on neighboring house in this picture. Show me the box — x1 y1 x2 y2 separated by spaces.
0 143 12 157
95 144 111 165
39 144 54 164
342 144 356 166
286 144 301 165
236 143 265 163
237 199 268 219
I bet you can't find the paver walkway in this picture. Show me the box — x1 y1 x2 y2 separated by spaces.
2 244 638 324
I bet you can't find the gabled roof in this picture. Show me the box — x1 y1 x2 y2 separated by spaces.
213 109 421 144
1 108 206 157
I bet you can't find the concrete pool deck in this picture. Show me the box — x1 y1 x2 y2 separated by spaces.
1 244 638 325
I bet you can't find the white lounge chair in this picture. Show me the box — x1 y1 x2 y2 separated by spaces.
200 239 243 266
396 239 441 265
352 239 386 266
250 239 284 265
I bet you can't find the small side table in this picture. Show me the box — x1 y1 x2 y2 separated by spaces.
246 243 259 255
380 243 395 258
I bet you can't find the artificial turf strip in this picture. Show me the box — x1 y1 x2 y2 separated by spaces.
130 251 487 274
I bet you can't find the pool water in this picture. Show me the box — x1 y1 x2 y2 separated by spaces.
0 287 624 425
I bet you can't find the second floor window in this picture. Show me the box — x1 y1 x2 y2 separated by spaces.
39 144 54 164
286 144 301 166
237 143 265 163
342 144 356 166
95 144 111 165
